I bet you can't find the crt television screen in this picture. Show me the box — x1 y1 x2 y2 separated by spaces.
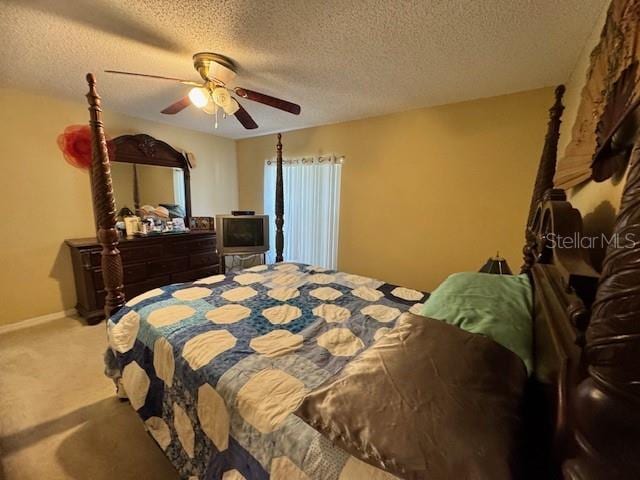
223 217 265 247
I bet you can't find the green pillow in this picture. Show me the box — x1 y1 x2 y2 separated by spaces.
421 272 533 373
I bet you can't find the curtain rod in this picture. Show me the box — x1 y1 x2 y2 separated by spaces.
266 154 345 165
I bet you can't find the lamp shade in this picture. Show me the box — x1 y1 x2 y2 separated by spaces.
479 253 512 275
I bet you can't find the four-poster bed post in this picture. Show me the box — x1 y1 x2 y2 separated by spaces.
522 84 565 274
563 108 640 479
86 73 125 318
275 132 284 262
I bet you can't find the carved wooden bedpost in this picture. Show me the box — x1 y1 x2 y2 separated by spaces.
522 85 565 273
563 147 640 479
86 73 125 318
275 133 284 262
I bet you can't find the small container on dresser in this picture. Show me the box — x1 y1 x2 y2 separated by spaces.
66 231 219 324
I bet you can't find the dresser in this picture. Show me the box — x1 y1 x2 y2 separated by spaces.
66 231 219 323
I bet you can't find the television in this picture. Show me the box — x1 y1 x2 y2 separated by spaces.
216 214 269 255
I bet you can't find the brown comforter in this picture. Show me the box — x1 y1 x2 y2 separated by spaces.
296 313 527 480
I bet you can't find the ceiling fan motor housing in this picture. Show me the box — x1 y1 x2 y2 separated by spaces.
193 52 237 84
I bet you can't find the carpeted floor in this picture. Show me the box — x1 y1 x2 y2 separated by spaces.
0 315 179 480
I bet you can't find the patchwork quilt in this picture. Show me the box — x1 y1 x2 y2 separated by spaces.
107 263 428 480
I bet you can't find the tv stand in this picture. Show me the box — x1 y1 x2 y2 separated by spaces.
220 251 267 274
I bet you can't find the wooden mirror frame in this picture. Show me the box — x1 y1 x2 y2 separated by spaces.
110 133 192 222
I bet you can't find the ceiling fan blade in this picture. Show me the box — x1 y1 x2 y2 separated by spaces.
234 101 258 129
234 87 301 115
161 96 191 114
105 70 201 86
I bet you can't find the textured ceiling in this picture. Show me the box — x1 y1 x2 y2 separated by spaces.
0 0 607 139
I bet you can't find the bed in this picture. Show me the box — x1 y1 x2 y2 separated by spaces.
85 74 640 478
107 263 429 479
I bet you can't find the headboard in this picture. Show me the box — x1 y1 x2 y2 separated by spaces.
84 74 639 477
523 87 640 478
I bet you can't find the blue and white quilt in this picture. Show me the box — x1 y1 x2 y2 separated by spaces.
107 263 428 480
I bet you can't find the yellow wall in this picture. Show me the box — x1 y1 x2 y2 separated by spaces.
110 162 136 211
237 87 554 292
136 164 176 209
0 88 237 325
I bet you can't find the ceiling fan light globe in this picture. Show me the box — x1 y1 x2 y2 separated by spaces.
223 98 240 115
202 99 217 115
188 87 208 108
212 87 232 108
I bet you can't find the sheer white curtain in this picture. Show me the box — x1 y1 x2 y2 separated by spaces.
264 157 342 269
172 168 185 210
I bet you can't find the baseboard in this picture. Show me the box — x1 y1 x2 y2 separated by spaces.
0 308 77 334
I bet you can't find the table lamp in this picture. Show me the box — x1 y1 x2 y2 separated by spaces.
479 252 512 275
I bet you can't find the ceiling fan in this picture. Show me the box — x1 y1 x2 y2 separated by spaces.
105 52 301 130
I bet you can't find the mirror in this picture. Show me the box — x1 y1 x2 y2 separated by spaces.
111 163 187 218
108 134 192 236
110 133 191 225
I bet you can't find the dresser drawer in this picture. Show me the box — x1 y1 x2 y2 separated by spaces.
124 263 148 283
89 249 102 267
96 275 171 308
93 263 148 290
148 256 188 276
91 245 163 267
120 244 163 263
125 276 171 299
169 237 216 254
172 265 219 284
190 251 219 268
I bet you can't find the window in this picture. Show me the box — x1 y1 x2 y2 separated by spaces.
172 168 185 210
264 157 342 269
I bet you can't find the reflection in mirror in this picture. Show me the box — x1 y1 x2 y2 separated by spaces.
111 163 187 218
